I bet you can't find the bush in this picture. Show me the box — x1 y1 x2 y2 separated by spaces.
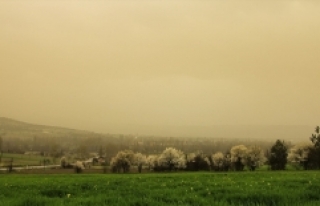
74 161 85 173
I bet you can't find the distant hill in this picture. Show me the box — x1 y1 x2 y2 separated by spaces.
0 117 97 139
0 117 315 143
0 117 316 157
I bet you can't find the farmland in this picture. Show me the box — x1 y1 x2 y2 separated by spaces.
0 153 52 167
1 171 320 206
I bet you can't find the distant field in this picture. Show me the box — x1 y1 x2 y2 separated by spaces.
0 171 320 206
0 153 52 167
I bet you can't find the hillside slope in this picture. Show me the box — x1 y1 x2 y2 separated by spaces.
0 117 315 142
0 117 97 139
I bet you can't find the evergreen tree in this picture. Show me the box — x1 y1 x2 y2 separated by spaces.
269 140 288 170
309 126 320 169
310 126 320 147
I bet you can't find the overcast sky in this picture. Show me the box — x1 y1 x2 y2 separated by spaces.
1 1 319 135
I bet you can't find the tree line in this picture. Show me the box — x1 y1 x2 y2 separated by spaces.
2 126 319 173
60 126 320 173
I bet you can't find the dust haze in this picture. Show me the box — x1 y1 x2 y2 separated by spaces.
1 1 319 138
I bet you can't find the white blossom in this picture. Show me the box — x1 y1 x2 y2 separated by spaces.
212 152 224 167
230 145 247 164
158 147 186 170
288 143 312 163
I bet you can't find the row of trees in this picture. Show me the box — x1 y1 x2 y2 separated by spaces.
107 126 320 173
108 145 266 173
284 126 320 170
1 130 274 160
267 126 320 171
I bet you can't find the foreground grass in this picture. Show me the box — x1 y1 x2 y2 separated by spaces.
1 171 320 206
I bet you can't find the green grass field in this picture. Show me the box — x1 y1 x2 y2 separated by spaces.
0 153 54 167
1 171 320 206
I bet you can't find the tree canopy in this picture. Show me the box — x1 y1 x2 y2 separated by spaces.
269 140 288 170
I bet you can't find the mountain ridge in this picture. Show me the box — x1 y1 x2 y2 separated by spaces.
0 117 315 142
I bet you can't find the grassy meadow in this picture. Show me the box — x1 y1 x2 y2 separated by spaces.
0 153 55 167
1 171 320 206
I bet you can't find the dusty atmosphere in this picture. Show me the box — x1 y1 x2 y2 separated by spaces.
1 1 319 137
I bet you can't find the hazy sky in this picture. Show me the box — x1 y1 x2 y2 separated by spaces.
1 1 320 135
